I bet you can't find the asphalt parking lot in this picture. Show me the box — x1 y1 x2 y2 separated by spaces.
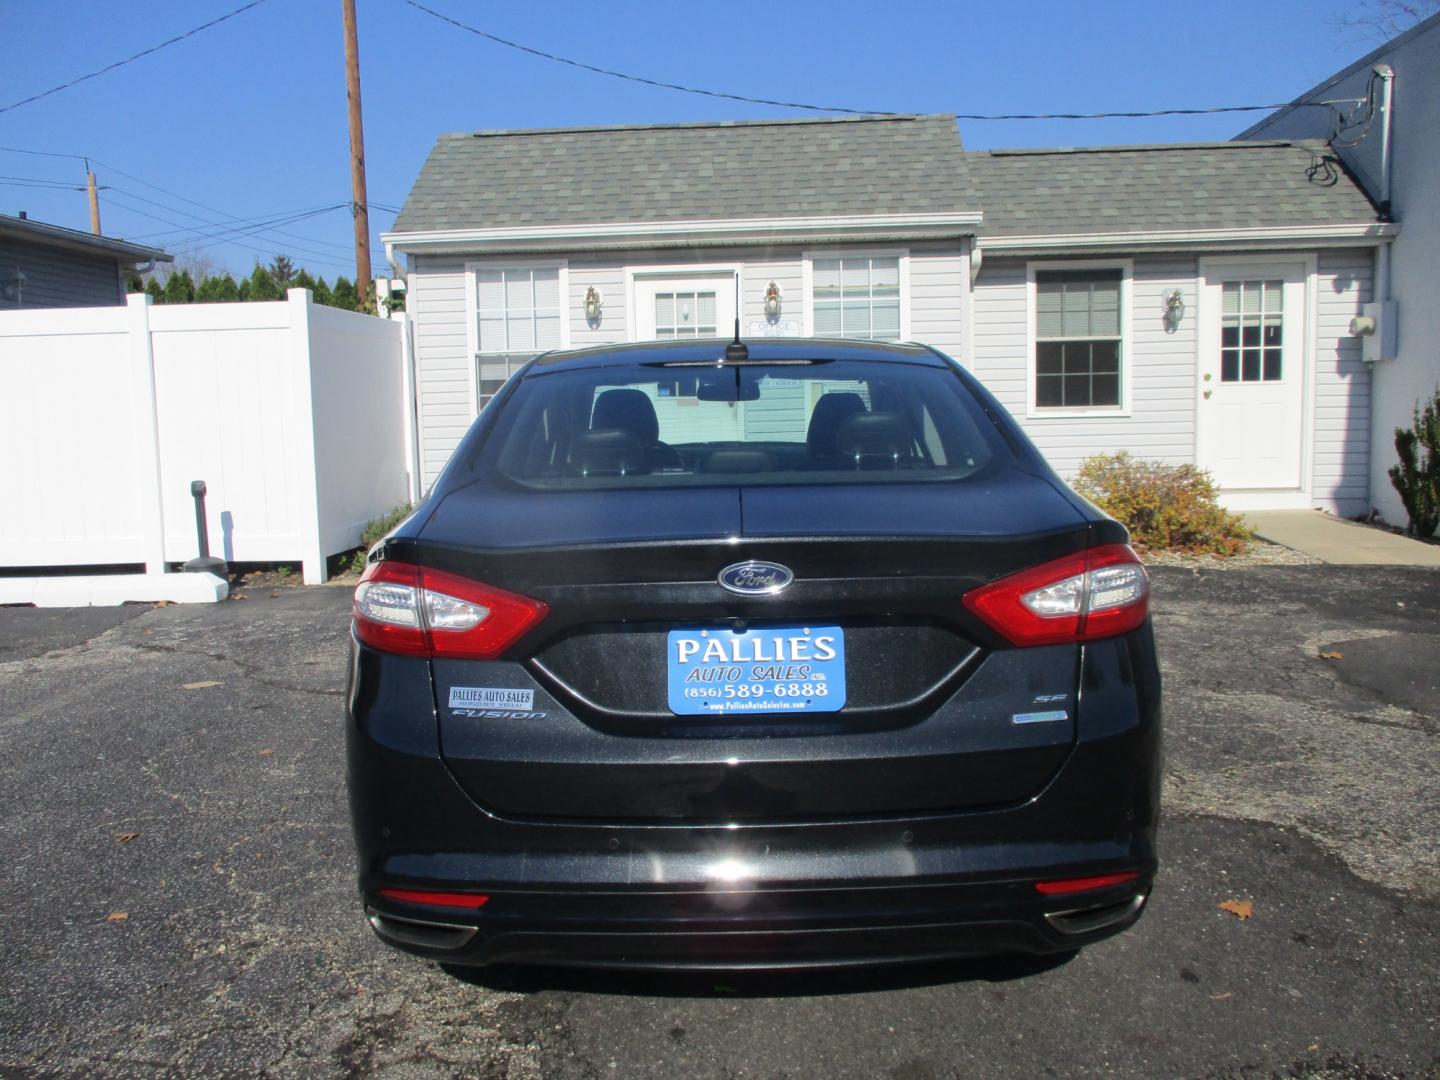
1 565 1437 1079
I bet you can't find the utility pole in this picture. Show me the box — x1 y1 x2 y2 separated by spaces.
86 163 102 235
341 0 372 311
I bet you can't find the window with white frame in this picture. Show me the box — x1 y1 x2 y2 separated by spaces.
812 255 901 340
475 266 562 409
1034 269 1123 409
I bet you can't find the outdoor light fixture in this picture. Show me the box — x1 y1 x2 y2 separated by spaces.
583 286 603 326
764 281 782 320
1163 288 1185 333
2 267 25 305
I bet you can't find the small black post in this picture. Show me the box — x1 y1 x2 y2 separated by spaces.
183 480 228 575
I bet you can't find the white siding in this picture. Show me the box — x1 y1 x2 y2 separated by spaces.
568 259 627 345
972 254 1197 477
740 250 804 332
1311 251 1371 516
907 243 968 358
408 256 472 487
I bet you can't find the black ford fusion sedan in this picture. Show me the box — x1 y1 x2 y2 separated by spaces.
346 336 1161 970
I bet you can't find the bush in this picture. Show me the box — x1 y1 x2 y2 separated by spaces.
1388 387 1440 538
1074 452 1251 555
345 502 414 573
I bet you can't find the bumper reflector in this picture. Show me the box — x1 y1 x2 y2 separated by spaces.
378 887 491 909
1034 871 1140 896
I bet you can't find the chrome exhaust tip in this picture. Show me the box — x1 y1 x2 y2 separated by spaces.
366 907 479 951
1043 893 1147 936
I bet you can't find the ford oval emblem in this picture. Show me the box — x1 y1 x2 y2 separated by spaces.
718 560 794 596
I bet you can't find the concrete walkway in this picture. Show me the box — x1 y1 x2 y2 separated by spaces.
1246 510 1440 566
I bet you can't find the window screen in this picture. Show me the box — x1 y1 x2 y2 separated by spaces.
813 257 901 341
476 267 562 409
1034 269 1123 409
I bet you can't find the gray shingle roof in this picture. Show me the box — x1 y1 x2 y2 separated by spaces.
392 114 970 233
966 140 1380 237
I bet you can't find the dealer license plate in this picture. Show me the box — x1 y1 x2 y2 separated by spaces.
667 625 846 715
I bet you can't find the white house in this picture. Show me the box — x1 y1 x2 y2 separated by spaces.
384 112 1393 515
1238 11 1439 525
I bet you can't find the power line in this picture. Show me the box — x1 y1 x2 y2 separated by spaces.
403 0 894 116
115 206 357 274
128 201 351 241
0 1 270 116
0 174 87 191
405 0 1359 122
86 159 369 255
0 144 363 256
109 185 357 253
102 194 354 267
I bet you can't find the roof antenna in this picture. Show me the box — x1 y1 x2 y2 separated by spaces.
724 276 748 362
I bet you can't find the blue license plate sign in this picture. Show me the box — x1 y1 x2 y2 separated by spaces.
667 625 846 715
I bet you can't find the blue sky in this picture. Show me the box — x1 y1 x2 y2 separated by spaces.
0 0 1398 280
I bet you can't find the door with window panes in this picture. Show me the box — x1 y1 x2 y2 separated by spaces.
632 274 736 343
1197 262 1307 491
630 273 742 439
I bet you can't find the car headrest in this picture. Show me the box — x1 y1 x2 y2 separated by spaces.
701 450 775 474
591 388 660 446
806 392 867 455
834 412 912 466
568 430 648 476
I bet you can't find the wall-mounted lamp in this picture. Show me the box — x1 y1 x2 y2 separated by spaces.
1163 288 1185 334
2 267 26 306
583 286 603 327
764 281 782 321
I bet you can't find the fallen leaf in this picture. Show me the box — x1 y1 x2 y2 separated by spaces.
182 681 222 690
231 593 248 601
1219 898 1254 920
106 911 129 923
258 747 274 757
1319 651 1343 661
270 591 279 598
113 832 140 843
1210 992 1234 1001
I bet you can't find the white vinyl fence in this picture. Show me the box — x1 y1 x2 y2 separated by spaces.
0 290 415 585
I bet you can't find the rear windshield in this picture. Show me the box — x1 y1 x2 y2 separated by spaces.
481 360 1008 489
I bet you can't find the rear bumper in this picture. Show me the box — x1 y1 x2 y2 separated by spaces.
364 883 1149 970
346 627 1161 969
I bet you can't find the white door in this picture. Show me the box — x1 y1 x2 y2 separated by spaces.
1197 262 1307 492
632 273 737 341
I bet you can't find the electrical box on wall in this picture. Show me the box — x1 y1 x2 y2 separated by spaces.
1350 301 1397 364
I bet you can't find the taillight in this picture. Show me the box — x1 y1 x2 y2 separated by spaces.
352 560 548 659
378 887 491 909
962 543 1149 647
1034 871 1140 896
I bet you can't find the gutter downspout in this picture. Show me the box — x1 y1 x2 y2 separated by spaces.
1374 64 1395 308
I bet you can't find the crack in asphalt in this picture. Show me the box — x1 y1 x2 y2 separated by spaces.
128 641 344 698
